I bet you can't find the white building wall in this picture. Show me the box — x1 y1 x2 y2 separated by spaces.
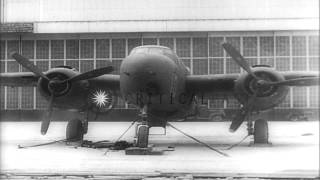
1 0 319 33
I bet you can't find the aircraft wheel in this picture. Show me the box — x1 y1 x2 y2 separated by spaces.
66 119 84 142
254 119 269 144
136 125 149 148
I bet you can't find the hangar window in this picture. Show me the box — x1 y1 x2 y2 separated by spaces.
96 60 110 68
209 37 224 57
260 58 274 67
51 40 64 59
22 40 34 59
66 60 79 71
80 39 94 59
277 91 290 108
36 40 49 59
292 36 306 56
66 40 79 59
246 58 258 67
176 38 190 57
1 87 5 109
226 58 241 73
309 57 319 71
51 60 64 68
193 59 208 75
96 39 110 58
276 36 290 56
226 37 240 57
36 91 48 109
21 87 33 109
292 57 306 71
260 37 274 56
35 60 49 72
111 60 122 75
308 36 319 56
6 87 19 109
159 38 174 50
209 58 223 74
80 60 94 73
243 37 257 57
112 39 125 58
7 61 19 72
7 40 19 60
0 40 5 60
0 61 4 73
128 39 142 54
143 38 157 45
293 87 307 108
193 38 208 57
310 87 319 107
181 59 191 68
276 57 290 71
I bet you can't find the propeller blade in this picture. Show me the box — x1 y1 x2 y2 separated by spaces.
265 77 320 86
229 108 249 132
67 66 114 82
222 43 259 80
41 95 54 135
10 52 49 81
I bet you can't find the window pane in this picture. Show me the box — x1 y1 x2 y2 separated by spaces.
276 57 290 71
193 38 208 57
159 38 174 50
260 37 274 56
51 40 64 59
22 40 34 59
309 57 319 71
21 87 33 109
243 37 257 57
66 60 79 70
1 87 5 109
293 87 307 108
276 36 290 56
310 87 319 107
112 39 125 58
292 57 306 70
96 39 109 58
80 60 94 73
260 58 274 67
36 40 49 59
226 37 240 59
128 38 142 54
80 39 94 59
36 91 48 109
182 59 190 68
50 60 64 68
193 59 208 75
96 60 111 68
36 61 49 72
66 40 79 59
292 36 306 56
247 58 258 67
111 60 122 74
0 40 5 60
7 40 19 59
226 58 240 73
209 58 223 74
143 38 157 45
209 37 224 57
309 36 319 56
209 99 224 109
176 38 191 57
1 61 5 72
7 87 19 109
277 92 290 108
7 61 19 72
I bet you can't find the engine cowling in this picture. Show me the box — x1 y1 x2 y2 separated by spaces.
38 67 90 109
234 66 289 111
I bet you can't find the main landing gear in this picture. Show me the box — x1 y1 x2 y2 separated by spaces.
65 110 92 142
247 119 269 144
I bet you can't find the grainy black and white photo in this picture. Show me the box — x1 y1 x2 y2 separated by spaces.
0 0 319 179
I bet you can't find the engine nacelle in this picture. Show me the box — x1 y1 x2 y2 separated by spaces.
234 66 289 111
38 67 89 109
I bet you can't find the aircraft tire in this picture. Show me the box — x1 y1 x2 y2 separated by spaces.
254 119 269 144
66 119 84 142
137 125 149 148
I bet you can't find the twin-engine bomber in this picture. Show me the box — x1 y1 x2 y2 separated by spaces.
1 43 319 149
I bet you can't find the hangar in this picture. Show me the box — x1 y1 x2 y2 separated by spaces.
0 0 319 120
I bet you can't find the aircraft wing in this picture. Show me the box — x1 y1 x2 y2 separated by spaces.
185 71 319 96
0 72 39 86
0 72 121 91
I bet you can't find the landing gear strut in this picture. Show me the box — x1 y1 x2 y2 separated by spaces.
134 106 150 148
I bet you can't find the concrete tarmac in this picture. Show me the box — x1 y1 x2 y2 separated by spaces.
0 121 319 179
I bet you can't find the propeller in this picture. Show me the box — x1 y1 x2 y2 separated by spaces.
10 52 114 135
222 42 319 132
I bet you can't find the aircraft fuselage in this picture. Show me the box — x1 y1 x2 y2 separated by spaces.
120 46 194 119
